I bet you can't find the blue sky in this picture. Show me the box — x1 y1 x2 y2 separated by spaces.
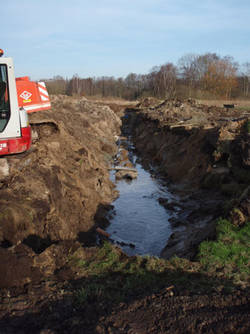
2 0 250 80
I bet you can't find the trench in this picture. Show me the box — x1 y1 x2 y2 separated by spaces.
102 109 221 259
106 138 177 257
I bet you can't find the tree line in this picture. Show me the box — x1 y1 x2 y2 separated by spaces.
45 53 250 100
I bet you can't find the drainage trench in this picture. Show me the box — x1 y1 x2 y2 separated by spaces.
106 137 178 256
103 111 181 257
102 109 222 259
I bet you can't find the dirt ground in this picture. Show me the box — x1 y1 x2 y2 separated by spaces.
0 288 249 334
0 96 249 333
0 256 249 333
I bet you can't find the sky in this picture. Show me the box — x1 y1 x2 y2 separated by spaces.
2 0 250 80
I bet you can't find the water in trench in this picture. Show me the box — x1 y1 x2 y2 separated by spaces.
106 141 178 257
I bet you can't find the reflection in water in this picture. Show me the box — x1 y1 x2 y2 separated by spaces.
106 157 176 257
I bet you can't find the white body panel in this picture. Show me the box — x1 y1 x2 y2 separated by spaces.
19 107 29 127
0 57 21 139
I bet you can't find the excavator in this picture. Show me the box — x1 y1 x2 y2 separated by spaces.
0 49 51 156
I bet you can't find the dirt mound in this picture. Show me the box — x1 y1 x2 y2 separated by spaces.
0 95 121 287
136 98 250 127
136 97 162 108
126 98 250 187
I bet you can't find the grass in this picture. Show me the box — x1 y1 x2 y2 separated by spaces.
198 218 250 283
72 241 238 307
71 216 250 307
73 243 158 305
73 243 162 305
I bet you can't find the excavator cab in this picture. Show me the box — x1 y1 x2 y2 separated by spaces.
0 49 51 156
0 53 31 156
0 66 10 132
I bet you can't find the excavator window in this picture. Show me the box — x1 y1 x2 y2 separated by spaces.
0 64 10 132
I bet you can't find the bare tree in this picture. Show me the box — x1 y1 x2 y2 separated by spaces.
241 62 250 97
148 64 177 98
178 54 198 96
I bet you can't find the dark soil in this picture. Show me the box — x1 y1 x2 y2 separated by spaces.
0 272 249 333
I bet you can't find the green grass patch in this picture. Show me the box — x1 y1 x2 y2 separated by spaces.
198 218 250 283
72 218 250 309
236 106 250 113
73 241 236 307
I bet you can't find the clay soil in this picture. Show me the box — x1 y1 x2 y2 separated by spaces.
0 96 249 333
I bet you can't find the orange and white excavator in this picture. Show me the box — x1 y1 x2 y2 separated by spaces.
0 49 51 156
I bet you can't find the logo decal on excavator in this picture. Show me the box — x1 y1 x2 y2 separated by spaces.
0 143 7 150
20 91 32 103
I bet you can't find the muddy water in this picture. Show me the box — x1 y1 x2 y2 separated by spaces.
106 146 177 257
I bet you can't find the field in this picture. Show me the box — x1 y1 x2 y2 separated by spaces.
198 99 250 111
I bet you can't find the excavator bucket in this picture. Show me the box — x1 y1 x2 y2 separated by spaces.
16 77 51 113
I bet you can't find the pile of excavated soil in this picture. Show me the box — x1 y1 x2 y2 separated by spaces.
0 95 121 288
126 97 250 199
134 98 250 126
